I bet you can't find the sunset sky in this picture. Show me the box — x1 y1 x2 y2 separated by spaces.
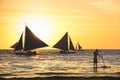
0 0 120 49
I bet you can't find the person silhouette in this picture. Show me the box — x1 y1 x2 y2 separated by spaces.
93 49 102 68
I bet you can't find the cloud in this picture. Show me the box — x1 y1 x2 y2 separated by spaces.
87 0 120 12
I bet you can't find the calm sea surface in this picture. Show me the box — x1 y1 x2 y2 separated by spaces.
0 49 120 78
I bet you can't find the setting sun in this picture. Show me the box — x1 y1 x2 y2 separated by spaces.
18 15 56 43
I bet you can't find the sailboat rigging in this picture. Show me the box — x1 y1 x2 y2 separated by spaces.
53 32 75 53
12 25 48 55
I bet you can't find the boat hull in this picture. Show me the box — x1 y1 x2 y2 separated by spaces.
58 50 76 54
14 51 37 56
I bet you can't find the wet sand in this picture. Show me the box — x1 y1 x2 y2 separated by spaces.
0 76 120 80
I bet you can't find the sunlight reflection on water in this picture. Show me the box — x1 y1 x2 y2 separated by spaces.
0 49 120 78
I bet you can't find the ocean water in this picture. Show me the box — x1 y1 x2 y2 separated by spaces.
0 49 120 78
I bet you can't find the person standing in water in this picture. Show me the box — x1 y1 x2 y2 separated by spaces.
93 49 103 68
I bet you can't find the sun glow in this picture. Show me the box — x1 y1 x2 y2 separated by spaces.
19 15 55 43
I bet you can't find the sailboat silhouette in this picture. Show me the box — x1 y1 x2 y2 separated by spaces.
53 32 75 53
75 41 82 51
12 25 48 55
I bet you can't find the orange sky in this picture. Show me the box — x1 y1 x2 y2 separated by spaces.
0 0 120 49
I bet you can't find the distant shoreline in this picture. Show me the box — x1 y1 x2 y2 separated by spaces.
0 76 120 80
